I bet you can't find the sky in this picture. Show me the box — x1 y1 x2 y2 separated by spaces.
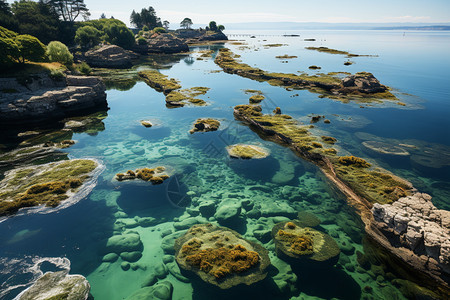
7 0 450 27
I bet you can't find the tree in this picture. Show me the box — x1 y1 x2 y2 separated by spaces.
46 41 73 65
45 0 90 22
75 25 101 50
130 6 161 30
16 34 46 63
180 18 193 29
0 0 19 31
162 20 170 30
103 23 135 49
0 26 20 68
100 13 106 19
208 21 217 32
218 25 225 31
11 0 60 44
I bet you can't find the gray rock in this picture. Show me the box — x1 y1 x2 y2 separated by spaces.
341 72 387 93
85 45 134 68
18 271 90 300
0 75 107 126
173 217 202 230
167 261 190 283
372 193 450 267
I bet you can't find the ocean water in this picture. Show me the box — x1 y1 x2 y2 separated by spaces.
0 30 449 299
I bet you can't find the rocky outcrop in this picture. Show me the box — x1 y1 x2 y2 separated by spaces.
372 193 450 274
174 29 228 43
0 75 107 125
85 45 136 68
17 271 90 300
341 72 388 93
135 34 189 54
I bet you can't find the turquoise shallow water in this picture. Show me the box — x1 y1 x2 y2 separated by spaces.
1 30 450 299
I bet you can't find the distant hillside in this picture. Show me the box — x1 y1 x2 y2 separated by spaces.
224 22 450 31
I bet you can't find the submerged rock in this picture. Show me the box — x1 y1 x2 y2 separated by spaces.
363 141 410 156
126 281 173 300
174 224 270 289
226 144 270 159
272 221 340 266
17 271 90 300
105 232 143 254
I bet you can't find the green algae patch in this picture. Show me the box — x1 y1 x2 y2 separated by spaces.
249 95 265 103
190 118 220 134
165 87 209 107
0 159 98 216
226 144 269 159
215 48 400 104
233 104 413 205
138 70 181 94
305 46 377 58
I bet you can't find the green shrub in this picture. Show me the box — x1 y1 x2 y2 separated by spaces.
103 23 135 49
142 25 149 31
49 69 65 81
77 62 91 75
46 41 73 65
137 37 147 45
75 26 101 50
16 34 46 63
0 36 20 67
153 27 166 33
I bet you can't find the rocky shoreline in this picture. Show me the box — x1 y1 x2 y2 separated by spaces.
0 74 107 125
233 106 450 296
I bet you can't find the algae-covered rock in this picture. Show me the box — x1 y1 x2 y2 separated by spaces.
140 120 153 128
189 118 220 134
0 159 100 216
18 271 90 300
272 221 340 266
115 167 169 185
174 224 270 289
297 211 321 228
226 144 269 159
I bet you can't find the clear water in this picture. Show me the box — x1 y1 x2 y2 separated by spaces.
1 30 449 299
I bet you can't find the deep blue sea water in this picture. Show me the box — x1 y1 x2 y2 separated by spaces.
1 30 449 299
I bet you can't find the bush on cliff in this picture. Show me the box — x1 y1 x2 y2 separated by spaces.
47 41 73 65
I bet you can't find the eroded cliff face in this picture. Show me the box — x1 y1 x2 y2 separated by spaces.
0 74 107 125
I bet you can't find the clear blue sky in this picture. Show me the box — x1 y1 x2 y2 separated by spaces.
7 0 450 26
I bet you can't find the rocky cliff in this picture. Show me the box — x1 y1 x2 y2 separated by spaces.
0 74 107 125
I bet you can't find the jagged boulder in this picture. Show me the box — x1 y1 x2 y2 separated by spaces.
372 193 450 273
135 34 189 54
0 75 107 125
85 45 134 68
341 72 388 93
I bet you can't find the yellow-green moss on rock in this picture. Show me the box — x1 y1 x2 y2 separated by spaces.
138 70 181 94
174 224 271 289
0 159 99 216
190 118 220 134
115 167 169 185
226 144 269 159
233 104 413 205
